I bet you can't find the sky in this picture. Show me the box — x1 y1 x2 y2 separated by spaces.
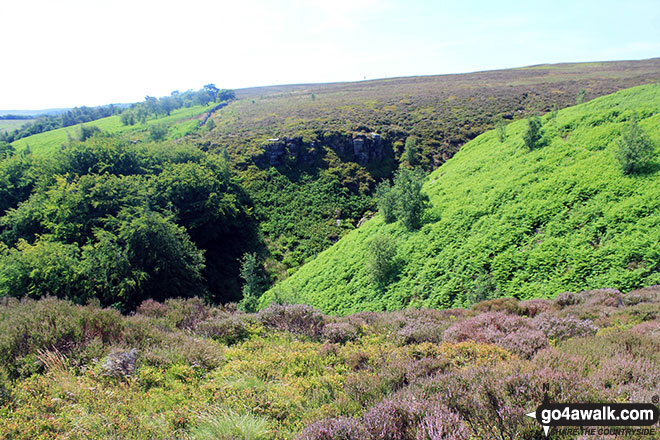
2 0 659 109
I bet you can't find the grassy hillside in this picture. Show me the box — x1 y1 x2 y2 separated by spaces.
263 84 660 315
10 104 213 156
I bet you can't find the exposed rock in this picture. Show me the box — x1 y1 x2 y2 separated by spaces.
100 348 138 378
252 130 387 168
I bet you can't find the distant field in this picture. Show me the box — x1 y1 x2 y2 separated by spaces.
0 119 31 133
11 104 213 155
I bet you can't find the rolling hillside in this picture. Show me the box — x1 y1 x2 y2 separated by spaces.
204 58 660 169
262 84 660 314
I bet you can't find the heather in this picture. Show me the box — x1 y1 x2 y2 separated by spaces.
2 287 660 438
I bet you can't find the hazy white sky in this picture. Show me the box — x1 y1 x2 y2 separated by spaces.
2 0 659 109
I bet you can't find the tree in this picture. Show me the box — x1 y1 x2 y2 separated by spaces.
393 168 429 231
367 233 397 285
375 180 397 223
403 136 420 167
615 114 654 175
238 252 261 312
203 84 220 103
523 116 543 151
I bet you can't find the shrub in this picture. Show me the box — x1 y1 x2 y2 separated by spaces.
416 403 470 440
149 123 168 141
443 312 547 359
523 116 543 150
100 348 138 378
376 180 397 224
367 233 398 285
258 303 326 339
533 312 597 341
297 417 369 440
615 114 654 175
162 297 210 330
471 297 519 315
322 321 361 343
554 291 580 308
196 313 250 345
518 298 552 317
363 398 424 440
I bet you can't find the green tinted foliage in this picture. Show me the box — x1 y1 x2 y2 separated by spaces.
0 137 255 309
393 168 429 231
615 114 654 175
523 116 543 150
367 233 397 284
375 180 397 224
263 84 660 314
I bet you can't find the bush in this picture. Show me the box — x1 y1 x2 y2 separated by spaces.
149 123 168 141
471 297 520 315
443 312 547 359
297 417 369 440
196 313 250 345
367 233 398 285
363 398 423 440
523 116 543 150
615 114 654 175
533 312 597 341
258 303 326 339
322 321 361 343
518 298 552 317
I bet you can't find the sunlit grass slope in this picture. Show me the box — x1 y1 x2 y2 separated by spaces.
10 104 213 156
263 84 660 315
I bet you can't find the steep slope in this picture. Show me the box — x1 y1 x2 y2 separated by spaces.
262 84 660 314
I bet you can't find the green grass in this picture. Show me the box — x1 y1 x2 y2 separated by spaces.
10 104 214 156
0 119 31 133
262 84 660 315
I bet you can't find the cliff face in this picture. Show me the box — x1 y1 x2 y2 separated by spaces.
253 131 387 168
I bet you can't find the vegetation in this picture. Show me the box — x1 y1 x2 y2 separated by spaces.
615 113 654 174
0 105 123 143
263 84 660 315
0 135 257 311
1 287 659 438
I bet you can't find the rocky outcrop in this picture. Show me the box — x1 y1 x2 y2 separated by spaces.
253 131 387 167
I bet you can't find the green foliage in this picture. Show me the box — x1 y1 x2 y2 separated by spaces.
576 88 587 104
393 168 429 231
149 123 167 141
79 124 101 141
375 168 428 230
0 138 256 310
262 84 660 314
523 116 543 150
2 291 660 438
375 180 397 223
403 136 419 167
239 252 262 312
367 233 397 284
191 408 271 440
615 114 654 175
496 119 506 143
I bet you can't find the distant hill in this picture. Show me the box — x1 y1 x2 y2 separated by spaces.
262 84 660 314
0 108 70 117
207 58 660 169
